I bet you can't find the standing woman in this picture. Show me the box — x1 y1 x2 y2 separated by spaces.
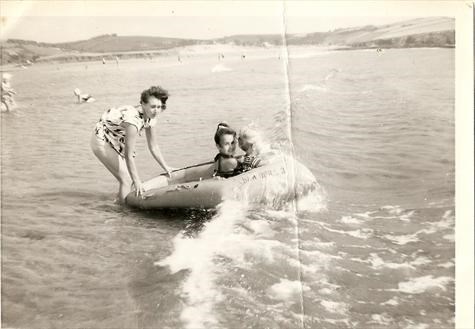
91 86 174 203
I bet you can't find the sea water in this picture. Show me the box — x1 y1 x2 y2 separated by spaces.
1 47 454 328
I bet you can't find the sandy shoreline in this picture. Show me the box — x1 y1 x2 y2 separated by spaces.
0 43 453 72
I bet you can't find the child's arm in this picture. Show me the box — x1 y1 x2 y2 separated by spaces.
212 160 219 177
251 156 262 168
220 158 238 173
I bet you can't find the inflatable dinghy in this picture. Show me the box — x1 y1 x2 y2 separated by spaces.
126 155 317 210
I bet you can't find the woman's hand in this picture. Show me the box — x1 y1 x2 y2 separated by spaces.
132 181 145 198
164 165 177 178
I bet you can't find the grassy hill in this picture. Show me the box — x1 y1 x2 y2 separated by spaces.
212 17 454 47
53 34 202 53
1 17 455 65
2 33 205 65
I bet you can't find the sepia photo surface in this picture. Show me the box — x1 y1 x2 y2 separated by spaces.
1 1 473 328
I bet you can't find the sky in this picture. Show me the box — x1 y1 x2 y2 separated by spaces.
0 1 458 43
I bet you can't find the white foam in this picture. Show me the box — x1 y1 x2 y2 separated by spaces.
442 210 453 219
211 63 232 72
369 253 414 270
267 278 309 302
370 313 393 325
410 256 432 266
380 206 416 221
320 300 348 315
339 215 363 225
346 229 373 239
285 255 327 274
264 209 296 221
295 188 327 212
300 239 336 251
383 233 419 245
324 318 351 326
421 210 454 234
157 200 248 328
244 219 275 238
399 210 415 222
318 288 334 295
323 225 373 239
316 278 342 296
437 262 455 268
300 248 343 263
384 212 455 245
349 257 367 264
354 211 377 219
381 205 404 215
443 234 455 241
433 218 454 230
381 297 400 306
417 227 440 235
405 323 430 329
435 217 455 229
398 275 453 294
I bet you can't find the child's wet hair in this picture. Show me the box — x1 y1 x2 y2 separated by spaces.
214 122 237 145
140 86 169 108
239 124 269 154
239 126 260 143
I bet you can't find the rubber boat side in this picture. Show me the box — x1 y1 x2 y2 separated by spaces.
126 156 317 209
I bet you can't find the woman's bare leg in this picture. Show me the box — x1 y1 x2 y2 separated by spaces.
91 133 132 203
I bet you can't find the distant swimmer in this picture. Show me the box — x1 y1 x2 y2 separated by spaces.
241 54 246 60
1 73 16 112
324 68 341 81
74 88 95 103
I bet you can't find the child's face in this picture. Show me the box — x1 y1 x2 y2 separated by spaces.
217 134 236 156
238 136 251 153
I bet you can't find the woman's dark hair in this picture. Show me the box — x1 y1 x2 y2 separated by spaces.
214 122 236 145
140 86 169 108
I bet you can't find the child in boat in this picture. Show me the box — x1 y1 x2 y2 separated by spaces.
213 122 238 178
235 125 274 174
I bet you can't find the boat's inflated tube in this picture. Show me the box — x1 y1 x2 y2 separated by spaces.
126 155 317 209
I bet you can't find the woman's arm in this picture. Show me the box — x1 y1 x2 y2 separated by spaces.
145 126 172 175
123 123 143 193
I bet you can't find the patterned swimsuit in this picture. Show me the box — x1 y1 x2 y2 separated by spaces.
213 153 237 178
234 155 261 175
94 105 155 157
